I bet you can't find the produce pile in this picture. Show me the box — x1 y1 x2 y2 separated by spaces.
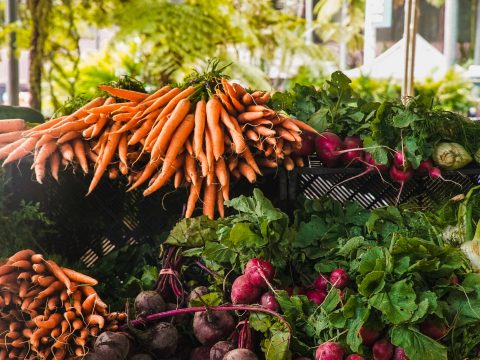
0 249 122 359
0 67 316 219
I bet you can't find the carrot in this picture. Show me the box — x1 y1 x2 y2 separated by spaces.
151 98 191 161
142 87 182 116
217 187 225 218
222 79 244 112
174 168 184 189
185 138 193 156
143 154 185 196
215 158 229 194
81 293 97 315
0 119 25 133
228 157 238 172
219 111 247 154
45 260 73 294
193 100 206 158
265 145 274 158
60 267 97 286
37 281 63 299
206 98 224 161
0 131 23 144
82 125 95 138
216 90 237 115
98 85 148 102
245 129 259 141
56 131 81 145
10 260 31 269
203 182 217 220
283 156 295 171
0 138 29 160
2 137 38 165
112 111 134 122
0 273 17 284
144 114 169 151
242 93 254 106
254 91 271 104
49 151 61 181
108 166 119 180
30 254 42 264
205 131 214 185
90 114 109 138
232 83 247 97
118 133 128 167
59 143 74 162
283 142 292 156
197 152 209 178
185 153 198 186
128 118 154 146
160 114 195 177
127 158 162 191
293 155 305 167
30 328 50 348
32 263 46 273
238 161 257 183
237 111 264 123
246 105 268 112
265 136 277 147
8 249 35 264
87 123 123 194
254 126 276 137
185 178 203 218
18 281 28 298
288 117 319 134
0 264 15 276
17 271 31 281
88 101 134 114
35 313 62 329
35 140 57 164
86 314 105 329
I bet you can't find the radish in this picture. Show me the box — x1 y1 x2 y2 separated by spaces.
329 269 349 289
313 274 329 292
315 132 344 168
393 151 408 169
306 290 326 305
359 326 380 346
393 347 409 360
260 292 280 311
417 159 433 174
389 165 413 204
295 133 317 156
244 258 275 288
372 339 394 360
315 342 343 360
193 310 236 345
346 355 365 360
419 320 447 340
231 275 262 304
341 136 364 166
450 274 459 286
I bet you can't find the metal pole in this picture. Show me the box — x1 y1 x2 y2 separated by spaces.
444 0 458 67
5 0 19 106
305 0 313 44
407 0 418 97
402 0 413 99
339 1 348 70
473 0 480 64
363 0 376 67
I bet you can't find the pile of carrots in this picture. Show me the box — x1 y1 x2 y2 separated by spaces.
0 249 122 359
0 77 317 219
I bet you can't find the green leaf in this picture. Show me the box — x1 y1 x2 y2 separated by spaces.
369 280 417 324
295 216 329 248
358 247 386 274
203 242 236 265
226 188 285 222
390 326 447 360
346 300 370 352
321 289 341 313
140 265 158 289
393 111 418 128
189 292 224 307
263 328 291 360
394 256 410 275
165 216 217 247
358 271 386 297
228 223 266 248
308 108 329 132
338 236 365 257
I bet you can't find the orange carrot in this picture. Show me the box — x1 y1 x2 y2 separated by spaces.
61 267 97 286
112 112 135 122
88 101 134 114
237 111 264 123
127 158 162 191
118 133 128 168
142 87 182 116
86 314 105 329
232 83 247 97
72 139 88 174
37 281 64 299
59 142 74 162
37 275 55 287
2 137 38 165
254 126 276 137
128 118 154 146
228 157 238 172
185 138 193 156
217 186 225 218
206 98 224 160
193 100 206 158
143 154 185 196
34 313 62 329
57 131 81 145
203 182 217 220
288 118 319 134
197 152 208 178
185 153 198 186
0 131 23 144
238 161 257 183
174 168 184 189
216 90 237 115
245 129 259 141
219 110 247 154
0 119 26 133
98 85 148 102
8 249 35 264
10 260 31 269
0 138 30 160
205 131 214 185
45 260 73 294
185 178 203 218
254 91 271 104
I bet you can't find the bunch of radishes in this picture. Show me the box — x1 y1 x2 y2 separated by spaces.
306 268 349 305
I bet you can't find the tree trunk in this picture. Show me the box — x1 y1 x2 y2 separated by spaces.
28 0 50 111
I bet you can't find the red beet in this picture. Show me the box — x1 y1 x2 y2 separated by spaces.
313 274 329 292
244 258 275 288
419 320 447 340
189 346 211 360
359 326 380 346
372 339 394 360
193 310 236 346
341 136 364 166
260 292 280 312
306 290 326 305
315 132 343 168
346 355 365 360
417 159 433 174
393 347 409 360
295 133 317 156
329 269 349 289
231 275 261 304
315 342 343 360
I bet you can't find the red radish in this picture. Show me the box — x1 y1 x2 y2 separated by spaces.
285 287 306 296
295 133 317 156
359 326 380 346
244 258 275 288
329 269 349 289
428 167 442 179
393 151 408 169
346 355 365 360
365 152 389 172
313 274 329 292
372 339 394 360
389 165 413 204
419 320 447 340
306 290 326 305
341 136 364 166
393 347 409 360
315 342 343 360
417 159 433 174
315 132 344 168
231 275 261 304
260 292 280 312
450 274 459 286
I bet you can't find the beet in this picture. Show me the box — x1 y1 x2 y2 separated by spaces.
295 358 312 360
341 136 364 166
260 292 280 311
393 347 409 360
134 290 166 317
188 286 209 306
329 269 348 289
210 341 236 360
313 274 329 292
130 355 154 360
190 346 212 360
359 326 380 346
166 302 191 326
244 258 275 288
295 133 317 156
193 310 236 346
94 331 130 360
306 290 326 305
315 132 343 168
419 320 447 340
372 339 394 360
315 342 343 360
346 355 365 360
149 322 179 357
222 348 258 360
231 275 262 304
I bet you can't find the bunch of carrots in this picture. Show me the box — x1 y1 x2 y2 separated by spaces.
0 249 123 359
0 74 317 219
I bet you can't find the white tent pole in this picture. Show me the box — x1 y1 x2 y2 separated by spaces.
402 0 418 101
444 0 458 68
363 0 376 67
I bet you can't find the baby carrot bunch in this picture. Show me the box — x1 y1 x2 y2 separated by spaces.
0 72 317 219
0 249 123 359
